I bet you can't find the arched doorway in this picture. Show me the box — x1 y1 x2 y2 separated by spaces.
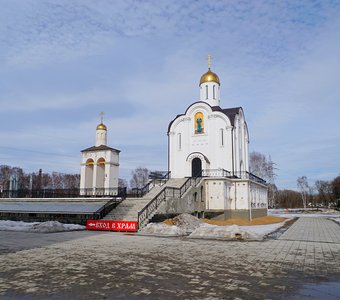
192 157 202 177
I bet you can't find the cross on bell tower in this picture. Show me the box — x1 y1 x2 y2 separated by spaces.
208 54 212 69
99 111 104 124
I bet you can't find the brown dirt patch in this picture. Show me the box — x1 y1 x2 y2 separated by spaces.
202 215 287 226
163 218 175 225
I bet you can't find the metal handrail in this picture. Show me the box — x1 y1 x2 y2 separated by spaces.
137 175 202 229
95 198 124 219
233 171 266 185
131 171 171 198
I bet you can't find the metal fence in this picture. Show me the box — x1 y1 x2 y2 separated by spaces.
233 171 267 185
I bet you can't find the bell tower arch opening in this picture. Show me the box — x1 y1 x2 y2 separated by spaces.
96 158 105 189
85 159 94 189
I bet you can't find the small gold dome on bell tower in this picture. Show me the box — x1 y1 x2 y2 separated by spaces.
199 54 220 85
199 69 220 85
96 123 107 131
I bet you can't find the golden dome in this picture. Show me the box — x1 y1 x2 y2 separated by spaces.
96 123 107 131
199 68 220 85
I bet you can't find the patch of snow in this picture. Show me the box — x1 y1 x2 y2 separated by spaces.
329 218 340 225
189 224 261 240
189 222 285 240
0 220 85 233
269 209 340 219
140 223 187 236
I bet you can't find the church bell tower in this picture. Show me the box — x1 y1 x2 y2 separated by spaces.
199 54 221 107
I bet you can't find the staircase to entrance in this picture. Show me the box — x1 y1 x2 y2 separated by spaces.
102 178 188 224
103 176 204 229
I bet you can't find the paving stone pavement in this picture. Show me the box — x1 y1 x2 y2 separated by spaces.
0 217 339 299
279 217 340 243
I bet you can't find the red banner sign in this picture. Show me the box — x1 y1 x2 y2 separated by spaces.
86 220 138 232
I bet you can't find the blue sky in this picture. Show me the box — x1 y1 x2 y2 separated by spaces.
0 0 339 190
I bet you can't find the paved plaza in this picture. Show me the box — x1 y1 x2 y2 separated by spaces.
0 217 339 299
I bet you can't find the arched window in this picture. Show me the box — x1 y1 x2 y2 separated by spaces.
205 85 208 99
213 85 216 99
220 128 224 146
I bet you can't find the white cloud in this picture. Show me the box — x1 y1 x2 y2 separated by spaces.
1 0 340 188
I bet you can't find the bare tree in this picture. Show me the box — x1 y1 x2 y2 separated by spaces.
118 178 128 188
0 165 27 190
249 151 277 207
0 165 82 193
276 189 301 208
130 167 149 189
315 180 333 207
51 172 63 189
249 152 267 179
331 176 340 201
267 183 278 208
249 152 277 182
0 165 12 190
297 176 309 209
63 174 80 189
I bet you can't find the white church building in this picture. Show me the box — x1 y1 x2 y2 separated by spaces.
167 58 268 219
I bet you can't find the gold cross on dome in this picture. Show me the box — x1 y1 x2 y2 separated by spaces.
99 111 104 123
208 54 212 69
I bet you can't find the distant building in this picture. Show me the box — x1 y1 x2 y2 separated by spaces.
80 116 120 196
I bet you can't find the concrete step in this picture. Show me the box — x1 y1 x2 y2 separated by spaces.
103 178 188 222
102 198 151 221
141 178 187 200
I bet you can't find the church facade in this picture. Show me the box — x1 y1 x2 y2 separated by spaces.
167 60 268 218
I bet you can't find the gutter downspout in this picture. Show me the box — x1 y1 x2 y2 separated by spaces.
248 182 252 221
231 127 235 176
167 132 170 178
232 127 237 211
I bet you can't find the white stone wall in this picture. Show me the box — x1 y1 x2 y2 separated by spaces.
95 129 107 146
229 180 250 210
249 182 268 209
202 178 268 211
199 82 220 107
169 102 251 178
204 179 232 210
80 149 119 194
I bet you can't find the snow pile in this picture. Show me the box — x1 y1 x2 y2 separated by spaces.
188 222 286 240
189 224 261 240
170 213 202 233
140 213 202 236
0 220 85 233
140 222 187 236
329 217 340 225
